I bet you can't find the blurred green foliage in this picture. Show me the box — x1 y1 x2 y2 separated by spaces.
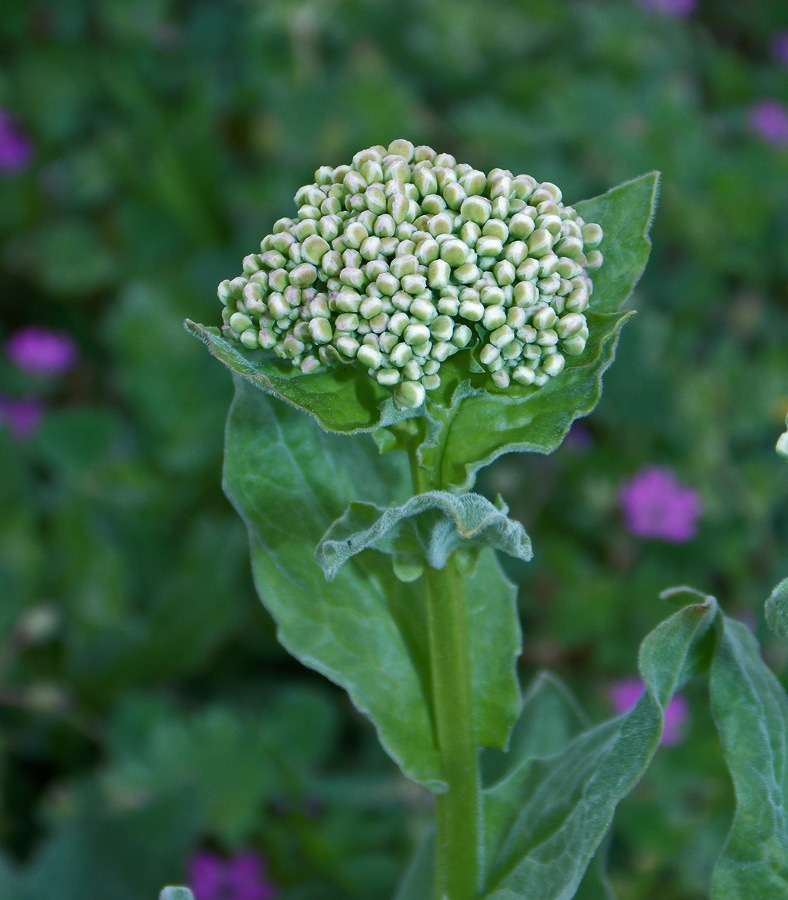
1 0 787 898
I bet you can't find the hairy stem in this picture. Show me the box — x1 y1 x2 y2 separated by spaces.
410 451 482 900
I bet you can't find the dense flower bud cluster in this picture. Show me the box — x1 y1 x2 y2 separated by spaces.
217 140 604 409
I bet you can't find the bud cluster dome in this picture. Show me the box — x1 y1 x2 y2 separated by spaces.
217 140 604 409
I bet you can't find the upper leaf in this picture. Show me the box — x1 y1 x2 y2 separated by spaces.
187 172 658 487
315 490 532 579
223 377 523 786
422 172 658 489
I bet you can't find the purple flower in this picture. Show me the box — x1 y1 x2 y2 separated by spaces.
6 326 79 376
0 396 45 439
0 111 33 172
608 678 689 745
771 32 788 67
619 467 701 542
636 0 696 16
750 100 788 147
188 851 276 900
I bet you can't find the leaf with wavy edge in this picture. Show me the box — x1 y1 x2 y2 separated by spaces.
481 599 716 900
316 491 524 752
315 491 532 579
224 377 523 786
223 376 444 788
710 617 788 897
184 319 417 434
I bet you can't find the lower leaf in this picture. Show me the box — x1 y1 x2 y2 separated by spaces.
481 600 717 900
710 617 788 897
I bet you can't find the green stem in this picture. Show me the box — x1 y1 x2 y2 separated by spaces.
410 450 482 900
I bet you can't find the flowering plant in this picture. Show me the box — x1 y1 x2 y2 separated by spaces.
181 142 788 900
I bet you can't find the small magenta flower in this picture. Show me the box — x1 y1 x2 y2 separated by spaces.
0 396 45 439
6 326 79 376
771 32 788 67
619 466 701 542
609 678 689 745
749 100 788 147
0 111 33 172
636 0 696 16
188 851 276 900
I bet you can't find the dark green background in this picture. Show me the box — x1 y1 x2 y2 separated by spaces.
1 1 787 897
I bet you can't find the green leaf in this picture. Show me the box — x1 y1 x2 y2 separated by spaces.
481 599 716 900
709 617 788 897
185 319 416 435
315 491 532 579
426 172 659 489
482 671 588 787
223 375 442 788
224 378 523 782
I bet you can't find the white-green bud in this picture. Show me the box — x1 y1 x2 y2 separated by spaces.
542 352 566 376
289 263 318 287
428 259 451 289
494 260 516 286
309 317 333 344
409 298 437 323
394 380 425 409
452 324 473 348
415 238 440 265
439 239 468 267
454 262 479 284
404 323 431 345
460 195 491 225
357 344 383 370
527 229 554 258
230 312 253 334
512 365 536 385
335 313 359 332
490 324 514 348
360 296 383 320
437 296 459 316
430 315 454 341
561 334 586 356
537 328 558 347
403 358 424 380
401 273 427 295
581 222 603 247
240 330 259 349
586 250 603 270
389 311 410 335
491 369 511 388
513 281 539 307
476 236 503 257
479 343 501 366
459 300 484 322
556 313 586 339
532 306 557 330
483 305 507 331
